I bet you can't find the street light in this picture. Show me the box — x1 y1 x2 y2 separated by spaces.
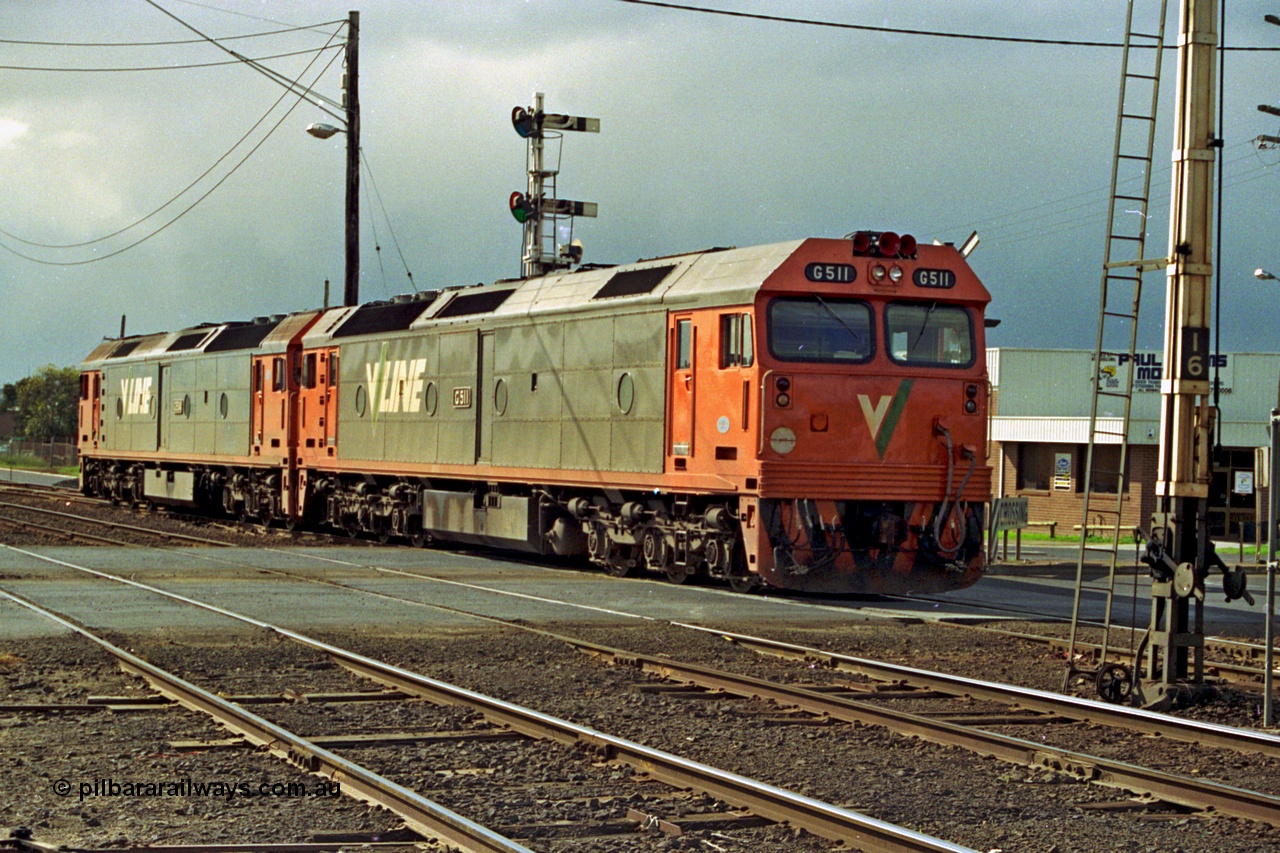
306 122 342 140
1257 269 1278 281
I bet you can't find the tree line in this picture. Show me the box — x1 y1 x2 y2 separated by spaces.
1 365 80 441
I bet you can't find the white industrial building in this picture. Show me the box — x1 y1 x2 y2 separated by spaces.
988 348 1279 539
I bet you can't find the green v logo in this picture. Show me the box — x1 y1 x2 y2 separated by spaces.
857 379 913 458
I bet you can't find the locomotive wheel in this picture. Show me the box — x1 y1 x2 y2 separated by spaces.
664 562 692 585
377 528 392 545
605 545 639 578
1095 662 1133 705
409 529 431 548
726 572 760 594
283 516 300 533
341 517 361 538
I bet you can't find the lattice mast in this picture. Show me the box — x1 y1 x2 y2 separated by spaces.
509 93 600 278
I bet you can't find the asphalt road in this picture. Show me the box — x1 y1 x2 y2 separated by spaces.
0 541 1271 642
0 467 78 488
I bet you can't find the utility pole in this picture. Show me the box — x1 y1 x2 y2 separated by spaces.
343 10 360 307
1141 0 1219 705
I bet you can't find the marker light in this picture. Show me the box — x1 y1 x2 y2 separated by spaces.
964 400 978 413
776 377 791 392
776 393 791 407
966 383 979 398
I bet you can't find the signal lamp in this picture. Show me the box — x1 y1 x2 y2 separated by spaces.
870 264 887 282
964 400 977 414
900 233 917 258
878 231 901 257
776 393 791 407
509 191 535 224
851 232 872 255
775 377 791 392
511 106 540 138
966 383 979 398
888 265 903 283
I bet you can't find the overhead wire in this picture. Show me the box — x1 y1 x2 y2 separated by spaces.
0 32 345 266
141 0 345 119
360 149 417 293
168 0 336 33
924 142 1262 247
0 22 345 48
609 0 1280 51
0 22 348 252
362 169 390 299
0 45 337 72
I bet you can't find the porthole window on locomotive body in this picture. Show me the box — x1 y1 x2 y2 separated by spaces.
116 397 124 420
182 394 191 419
425 382 438 416
493 378 508 416
219 393 229 419
617 372 635 415
355 384 368 417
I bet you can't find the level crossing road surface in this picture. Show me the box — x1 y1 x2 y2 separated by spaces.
0 542 1268 641
0 467 78 488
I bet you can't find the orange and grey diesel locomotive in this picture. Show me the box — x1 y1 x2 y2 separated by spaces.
78 232 992 594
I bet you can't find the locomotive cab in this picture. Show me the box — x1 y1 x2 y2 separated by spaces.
720 235 990 594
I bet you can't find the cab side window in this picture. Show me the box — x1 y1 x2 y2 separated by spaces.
676 319 692 370
719 313 754 368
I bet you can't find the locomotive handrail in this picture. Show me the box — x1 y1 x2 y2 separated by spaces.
757 368 774 454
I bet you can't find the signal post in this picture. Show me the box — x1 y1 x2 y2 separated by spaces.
1141 0 1219 706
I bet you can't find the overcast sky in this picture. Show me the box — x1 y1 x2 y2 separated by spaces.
2 0 1279 387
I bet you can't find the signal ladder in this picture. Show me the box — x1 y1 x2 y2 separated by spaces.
1061 0 1169 700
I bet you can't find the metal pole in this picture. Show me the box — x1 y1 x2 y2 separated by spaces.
343 10 360 307
1266 408 1278 726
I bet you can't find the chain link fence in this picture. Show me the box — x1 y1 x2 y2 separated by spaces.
6 438 79 468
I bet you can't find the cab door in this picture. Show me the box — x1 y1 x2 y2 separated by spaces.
668 315 694 462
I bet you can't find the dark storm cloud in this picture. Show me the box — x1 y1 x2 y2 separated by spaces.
1 0 1278 385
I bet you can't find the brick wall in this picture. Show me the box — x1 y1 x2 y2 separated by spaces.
992 441 1157 535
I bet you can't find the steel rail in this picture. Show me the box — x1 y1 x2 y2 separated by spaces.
676 624 1280 758
0 545 976 853
941 621 1279 685
0 501 231 547
152 561 1280 826
0 513 126 546
0 586 534 853
555 633 1280 827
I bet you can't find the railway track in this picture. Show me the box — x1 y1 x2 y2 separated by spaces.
254 561 1280 823
1 487 1271 690
0 555 977 853
7 544 1280 848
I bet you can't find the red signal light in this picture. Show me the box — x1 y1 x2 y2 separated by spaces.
509 191 535 224
851 232 872 255
879 231 901 257
899 233 917 258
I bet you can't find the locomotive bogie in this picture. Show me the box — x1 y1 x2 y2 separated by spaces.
78 237 993 595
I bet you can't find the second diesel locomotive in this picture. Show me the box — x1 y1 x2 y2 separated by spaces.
78 231 992 594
